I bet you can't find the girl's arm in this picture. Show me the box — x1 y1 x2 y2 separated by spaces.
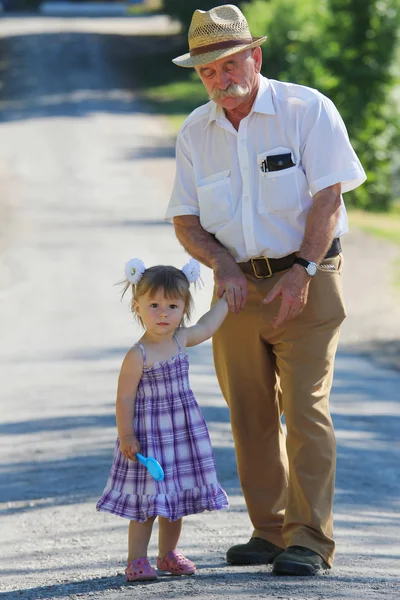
116 346 143 461
185 295 228 347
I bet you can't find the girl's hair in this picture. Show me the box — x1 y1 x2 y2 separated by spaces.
121 265 194 328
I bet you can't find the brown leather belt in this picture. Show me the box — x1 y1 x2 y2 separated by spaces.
239 238 342 279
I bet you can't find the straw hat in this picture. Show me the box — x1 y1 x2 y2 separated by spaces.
172 4 267 68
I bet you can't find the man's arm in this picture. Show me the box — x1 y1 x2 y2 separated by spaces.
173 215 248 313
298 183 342 263
173 215 229 269
264 183 342 328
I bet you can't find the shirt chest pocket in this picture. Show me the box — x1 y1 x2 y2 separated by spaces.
257 147 302 214
196 170 233 234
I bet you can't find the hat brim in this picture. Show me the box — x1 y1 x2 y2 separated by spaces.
172 36 267 68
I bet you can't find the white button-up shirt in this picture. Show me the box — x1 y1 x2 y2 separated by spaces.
165 75 366 261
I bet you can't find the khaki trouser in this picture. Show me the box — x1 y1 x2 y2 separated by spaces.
212 254 345 567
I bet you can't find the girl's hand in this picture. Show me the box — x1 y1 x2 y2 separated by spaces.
120 435 140 461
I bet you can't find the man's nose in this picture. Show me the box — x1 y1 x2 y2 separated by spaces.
216 70 231 89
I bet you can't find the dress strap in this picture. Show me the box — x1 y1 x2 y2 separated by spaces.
135 342 147 367
173 333 183 355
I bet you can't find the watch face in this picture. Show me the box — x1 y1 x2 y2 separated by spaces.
307 262 317 276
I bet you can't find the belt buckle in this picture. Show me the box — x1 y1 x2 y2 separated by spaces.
251 257 273 279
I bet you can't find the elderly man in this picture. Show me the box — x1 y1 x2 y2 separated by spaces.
165 4 366 576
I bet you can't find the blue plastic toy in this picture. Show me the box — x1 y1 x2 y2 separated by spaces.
136 453 164 482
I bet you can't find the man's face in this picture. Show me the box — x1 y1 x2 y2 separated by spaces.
195 47 261 110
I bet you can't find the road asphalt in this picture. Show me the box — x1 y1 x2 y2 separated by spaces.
0 15 399 600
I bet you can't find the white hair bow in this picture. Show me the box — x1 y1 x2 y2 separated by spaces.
182 258 205 289
124 256 204 289
124 258 146 285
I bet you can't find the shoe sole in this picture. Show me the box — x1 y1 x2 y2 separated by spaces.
273 560 329 576
126 575 158 582
157 570 195 576
227 551 282 566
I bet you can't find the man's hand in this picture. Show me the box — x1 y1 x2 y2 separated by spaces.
120 434 140 461
172 215 248 313
214 259 248 313
263 265 312 328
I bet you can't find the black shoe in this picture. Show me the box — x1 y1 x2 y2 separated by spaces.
272 545 331 576
226 537 284 565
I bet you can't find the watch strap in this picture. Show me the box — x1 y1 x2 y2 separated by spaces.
294 257 310 268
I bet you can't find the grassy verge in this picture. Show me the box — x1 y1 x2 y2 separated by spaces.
348 208 400 288
126 0 163 16
132 36 208 133
348 208 400 247
144 77 208 131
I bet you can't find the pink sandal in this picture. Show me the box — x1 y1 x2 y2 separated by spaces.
125 557 157 582
156 550 196 576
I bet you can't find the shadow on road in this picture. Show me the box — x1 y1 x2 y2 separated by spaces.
0 30 194 123
1 565 398 600
1 345 399 521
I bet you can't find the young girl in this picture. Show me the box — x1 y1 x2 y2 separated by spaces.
96 257 229 582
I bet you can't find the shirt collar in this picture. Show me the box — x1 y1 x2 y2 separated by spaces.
205 75 275 129
252 75 275 115
206 101 223 127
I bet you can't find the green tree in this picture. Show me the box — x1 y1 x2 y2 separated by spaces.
244 0 400 210
322 0 400 210
243 0 332 87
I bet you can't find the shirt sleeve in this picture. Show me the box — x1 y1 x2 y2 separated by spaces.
165 130 200 222
300 93 367 196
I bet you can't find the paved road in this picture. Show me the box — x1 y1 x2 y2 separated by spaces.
0 16 399 600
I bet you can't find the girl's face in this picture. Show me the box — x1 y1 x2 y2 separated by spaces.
134 289 186 335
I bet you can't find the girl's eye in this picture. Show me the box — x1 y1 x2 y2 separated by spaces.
170 304 178 309
150 303 158 308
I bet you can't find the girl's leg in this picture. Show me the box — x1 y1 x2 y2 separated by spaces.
157 517 196 575
157 517 182 558
128 517 156 563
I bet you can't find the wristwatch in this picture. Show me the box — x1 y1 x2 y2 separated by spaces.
294 257 318 277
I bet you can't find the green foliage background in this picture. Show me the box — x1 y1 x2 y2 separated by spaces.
163 0 218 27
162 0 400 211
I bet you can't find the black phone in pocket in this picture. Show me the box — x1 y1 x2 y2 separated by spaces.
266 153 295 172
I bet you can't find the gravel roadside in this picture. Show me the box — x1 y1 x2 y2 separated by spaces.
340 230 400 371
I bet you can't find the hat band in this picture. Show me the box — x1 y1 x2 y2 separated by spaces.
190 38 254 57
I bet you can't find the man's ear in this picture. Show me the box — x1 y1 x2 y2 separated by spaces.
253 46 262 72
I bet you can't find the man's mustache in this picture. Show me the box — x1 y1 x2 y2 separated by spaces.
209 83 250 101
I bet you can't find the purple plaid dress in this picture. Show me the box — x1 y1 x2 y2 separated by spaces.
96 335 229 522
